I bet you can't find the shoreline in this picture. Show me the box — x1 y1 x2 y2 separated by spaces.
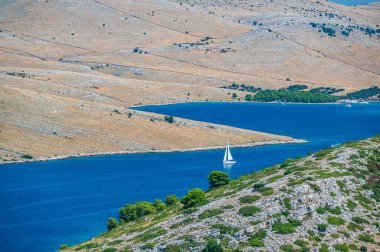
0 139 308 165
129 100 379 108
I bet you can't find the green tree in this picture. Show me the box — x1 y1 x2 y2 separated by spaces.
232 93 237 99
208 171 230 189
59 244 69 250
164 115 174 123
203 240 223 252
245 94 253 101
165 194 179 206
107 217 118 231
181 188 207 208
153 199 165 211
134 201 157 216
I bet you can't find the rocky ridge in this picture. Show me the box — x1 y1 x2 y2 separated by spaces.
68 135 380 252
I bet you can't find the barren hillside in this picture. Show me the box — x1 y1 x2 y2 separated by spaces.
0 0 379 162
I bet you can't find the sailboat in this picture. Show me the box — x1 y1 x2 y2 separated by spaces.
223 143 236 164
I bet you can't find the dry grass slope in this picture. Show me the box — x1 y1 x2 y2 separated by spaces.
1 0 379 162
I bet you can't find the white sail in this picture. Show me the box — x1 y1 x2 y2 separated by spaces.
226 144 233 161
223 146 228 162
223 143 236 164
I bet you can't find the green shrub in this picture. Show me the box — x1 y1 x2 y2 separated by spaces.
238 206 261 216
280 244 299 252
208 171 230 188
317 223 327 232
21 154 33 159
211 224 239 235
360 246 367 252
351 216 369 224
220 205 234 209
348 244 359 250
324 205 341 215
346 200 357 211
135 227 167 242
106 217 118 231
198 209 224 220
164 115 174 123
60 244 69 250
140 243 154 250
347 222 363 231
331 233 339 238
118 201 158 223
170 218 194 229
253 183 265 190
283 198 292 210
181 188 207 209
102 248 117 252
259 187 274 196
327 216 345 225
334 244 349 252
316 207 325 214
239 195 260 204
203 240 223 252
165 194 179 206
248 230 267 247
272 219 301 234
294 239 308 248
358 234 374 243
153 199 166 211
319 243 329 252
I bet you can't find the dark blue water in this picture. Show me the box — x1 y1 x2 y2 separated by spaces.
329 0 377 5
1 103 379 252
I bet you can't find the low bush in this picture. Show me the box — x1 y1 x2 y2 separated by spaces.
347 222 363 231
283 198 292 210
211 224 239 235
239 195 260 204
316 207 325 214
317 223 327 232
334 244 349 252
351 216 369 224
248 230 267 247
203 240 223 252
164 115 174 123
358 234 374 243
21 154 33 159
272 219 301 234
325 205 341 215
327 216 345 225
238 206 261 216
198 209 224 220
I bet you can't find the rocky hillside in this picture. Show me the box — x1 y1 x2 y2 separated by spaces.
67 135 380 252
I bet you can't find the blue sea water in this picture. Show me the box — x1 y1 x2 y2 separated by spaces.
0 102 379 252
329 0 377 5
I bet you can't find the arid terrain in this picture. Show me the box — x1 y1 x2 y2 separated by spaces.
1 0 379 163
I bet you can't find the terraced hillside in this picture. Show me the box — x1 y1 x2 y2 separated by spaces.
67 135 380 252
1 0 379 162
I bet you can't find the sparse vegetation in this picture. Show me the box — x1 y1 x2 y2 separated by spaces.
238 206 261 216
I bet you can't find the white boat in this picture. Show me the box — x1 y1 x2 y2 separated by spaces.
345 104 352 108
223 143 236 164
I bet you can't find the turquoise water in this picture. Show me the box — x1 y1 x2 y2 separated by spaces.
329 0 377 5
1 102 380 252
